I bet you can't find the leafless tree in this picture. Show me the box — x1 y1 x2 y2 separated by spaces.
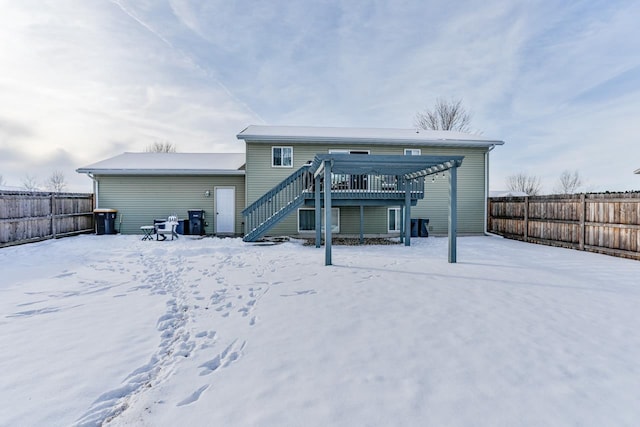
21 174 40 192
145 141 177 153
506 173 542 196
0 174 5 186
553 170 582 194
414 98 472 132
46 170 67 193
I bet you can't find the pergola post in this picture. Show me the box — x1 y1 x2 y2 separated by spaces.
359 205 364 244
315 174 321 248
404 178 411 247
324 160 332 265
448 166 458 263
399 205 404 243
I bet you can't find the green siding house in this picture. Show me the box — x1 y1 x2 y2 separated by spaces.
76 153 246 235
237 125 503 238
77 125 504 238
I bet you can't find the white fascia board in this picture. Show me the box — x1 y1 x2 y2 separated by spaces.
238 135 504 148
76 169 245 176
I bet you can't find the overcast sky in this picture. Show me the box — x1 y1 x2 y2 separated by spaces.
1 0 639 193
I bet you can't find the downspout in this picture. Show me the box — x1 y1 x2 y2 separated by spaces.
88 173 99 209
484 145 495 235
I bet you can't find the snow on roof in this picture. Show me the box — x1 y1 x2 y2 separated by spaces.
76 152 246 176
237 125 505 147
0 185 25 191
490 190 529 197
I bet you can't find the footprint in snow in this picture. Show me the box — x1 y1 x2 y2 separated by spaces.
280 290 317 297
176 385 209 407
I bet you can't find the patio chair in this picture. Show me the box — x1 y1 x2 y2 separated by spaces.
155 215 179 240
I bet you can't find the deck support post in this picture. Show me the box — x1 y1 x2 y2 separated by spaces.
399 205 404 243
315 174 321 248
359 205 364 244
404 178 411 247
448 167 458 263
324 160 332 265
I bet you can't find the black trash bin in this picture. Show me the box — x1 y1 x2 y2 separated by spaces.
188 210 205 235
410 218 419 237
94 209 118 235
175 219 190 235
419 218 430 237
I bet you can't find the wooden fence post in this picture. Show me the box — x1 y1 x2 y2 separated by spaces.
51 193 57 239
579 193 585 251
524 196 529 242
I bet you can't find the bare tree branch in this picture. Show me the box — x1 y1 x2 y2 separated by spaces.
21 174 40 192
506 173 542 196
553 170 582 194
145 141 177 153
46 170 67 192
414 98 472 132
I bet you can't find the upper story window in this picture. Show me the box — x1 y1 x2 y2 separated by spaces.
272 146 293 167
404 148 421 155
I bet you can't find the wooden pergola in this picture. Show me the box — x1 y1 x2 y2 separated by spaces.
307 154 464 265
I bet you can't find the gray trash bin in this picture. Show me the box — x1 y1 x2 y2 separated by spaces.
94 209 117 235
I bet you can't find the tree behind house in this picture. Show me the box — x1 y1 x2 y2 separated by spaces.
21 174 39 192
506 173 542 196
554 170 582 194
47 170 67 192
414 98 472 132
145 141 177 153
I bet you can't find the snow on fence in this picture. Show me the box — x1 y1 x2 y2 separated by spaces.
488 192 640 261
0 191 94 247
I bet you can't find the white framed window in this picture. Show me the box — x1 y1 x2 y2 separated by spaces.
298 208 340 233
388 207 401 232
272 146 293 167
404 148 421 155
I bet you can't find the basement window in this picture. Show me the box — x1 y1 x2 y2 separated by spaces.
298 208 340 233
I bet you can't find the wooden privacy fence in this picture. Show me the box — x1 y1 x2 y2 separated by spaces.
488 192 640 261
0 191 95 248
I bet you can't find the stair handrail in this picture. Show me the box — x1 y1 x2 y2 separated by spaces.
242 164 312 216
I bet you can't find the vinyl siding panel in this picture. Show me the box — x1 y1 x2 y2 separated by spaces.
96 175 245 235
245 142 488 236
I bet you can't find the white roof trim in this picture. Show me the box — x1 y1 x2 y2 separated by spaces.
77 152 246 176
237 125 505 148
77 169 245 176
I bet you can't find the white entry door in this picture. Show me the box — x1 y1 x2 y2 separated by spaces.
215 187 235 234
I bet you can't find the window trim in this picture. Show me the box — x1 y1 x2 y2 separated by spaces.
404 148 421 155
272 146 293 168
387 207 401 232
297 208 340 233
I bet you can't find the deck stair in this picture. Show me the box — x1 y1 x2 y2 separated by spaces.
242 165 314 242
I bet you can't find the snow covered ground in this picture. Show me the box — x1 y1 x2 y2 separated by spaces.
1 234 639 426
